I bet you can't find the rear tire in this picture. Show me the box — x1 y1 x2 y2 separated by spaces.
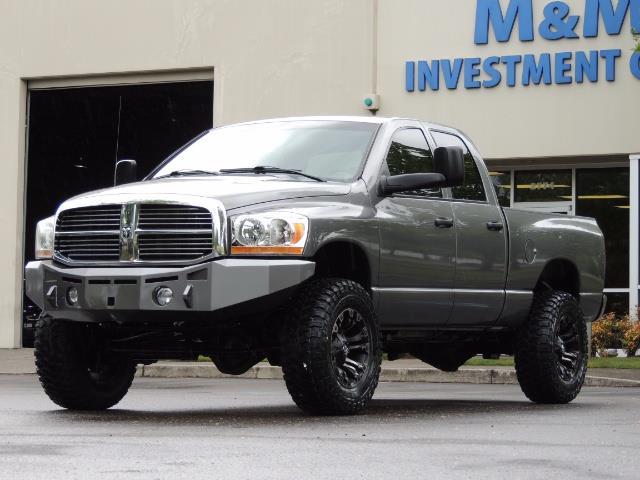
35 317 136 410
515 291 587 404
280 278 381 415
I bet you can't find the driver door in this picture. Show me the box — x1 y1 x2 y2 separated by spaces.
375 128 456 327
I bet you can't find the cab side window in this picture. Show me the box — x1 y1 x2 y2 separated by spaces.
431 131 486 202
384 128 441 198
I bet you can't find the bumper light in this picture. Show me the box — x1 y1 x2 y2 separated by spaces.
153 286 174 306
67 287 79 305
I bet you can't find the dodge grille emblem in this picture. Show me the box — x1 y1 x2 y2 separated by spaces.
121 225 133 241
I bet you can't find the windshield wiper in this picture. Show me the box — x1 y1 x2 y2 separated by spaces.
155 169 220 179
219 166 325 182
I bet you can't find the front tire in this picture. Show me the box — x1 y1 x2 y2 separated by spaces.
515 291 588 404
35 317 136 410
280 278 382 415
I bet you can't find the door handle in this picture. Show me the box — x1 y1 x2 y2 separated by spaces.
434 217 454 228
486 221 504 231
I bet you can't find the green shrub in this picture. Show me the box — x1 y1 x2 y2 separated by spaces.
624 320 640 356
592 310 640 357
592 313 625 355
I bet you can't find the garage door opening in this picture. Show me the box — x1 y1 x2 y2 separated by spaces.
23 80 214 346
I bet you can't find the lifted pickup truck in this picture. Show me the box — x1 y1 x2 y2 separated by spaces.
26 116 605 415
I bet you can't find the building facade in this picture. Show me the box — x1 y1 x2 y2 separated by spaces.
0 0 638 347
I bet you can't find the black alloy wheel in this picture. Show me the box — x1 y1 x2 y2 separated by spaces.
331 307 372 389
554 308 583 382
280 278 382 415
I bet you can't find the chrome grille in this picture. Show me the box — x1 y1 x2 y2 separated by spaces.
138 204 212 230
56 205 121 232
138 233 214 260
55 206 121 261
54 203 216 264
55 234 121 261
137 204 213 261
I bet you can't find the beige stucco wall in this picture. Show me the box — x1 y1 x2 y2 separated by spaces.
0 0 374 347
0 0 638 346
377 0 640 159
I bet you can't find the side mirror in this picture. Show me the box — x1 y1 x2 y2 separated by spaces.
379 172 445 195
433 146 465 187
378 145 466 195
114 159 137 186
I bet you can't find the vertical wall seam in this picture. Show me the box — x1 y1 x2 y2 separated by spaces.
629 155 639 320
371 0 378 95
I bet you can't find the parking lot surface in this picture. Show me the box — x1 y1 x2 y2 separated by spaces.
1 376 639 479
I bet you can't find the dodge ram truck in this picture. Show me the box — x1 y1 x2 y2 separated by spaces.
26 116 606 415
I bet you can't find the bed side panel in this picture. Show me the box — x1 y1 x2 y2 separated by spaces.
499 208 605 326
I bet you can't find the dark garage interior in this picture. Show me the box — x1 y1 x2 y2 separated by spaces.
23 80 214 345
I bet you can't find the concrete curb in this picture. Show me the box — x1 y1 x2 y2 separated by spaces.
138 363 640 388
583 375 640 388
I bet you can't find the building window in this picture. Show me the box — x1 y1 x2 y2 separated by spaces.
576 167 630 290
514 170 573 203
604 292 630 316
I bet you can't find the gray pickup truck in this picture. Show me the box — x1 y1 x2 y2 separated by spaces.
26 116 605 415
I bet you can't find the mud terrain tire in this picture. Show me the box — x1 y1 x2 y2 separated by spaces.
515 291 587 404
35 317 136 410
280 278 381 415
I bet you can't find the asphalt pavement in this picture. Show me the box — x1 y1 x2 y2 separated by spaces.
1 376 639 480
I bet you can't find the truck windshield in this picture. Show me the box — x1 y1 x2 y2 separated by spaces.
152 120 379 183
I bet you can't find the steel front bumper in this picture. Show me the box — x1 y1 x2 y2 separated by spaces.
25 259 315 321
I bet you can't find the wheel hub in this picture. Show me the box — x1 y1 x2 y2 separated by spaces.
333 332 349 365
554 311 583 382
331 307 371 389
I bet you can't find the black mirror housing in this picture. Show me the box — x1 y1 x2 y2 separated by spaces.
433 146 465 187
379 172 445 195
114 159 137 186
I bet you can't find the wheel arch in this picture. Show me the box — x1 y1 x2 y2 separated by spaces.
534 258 580 299
312 240 372 290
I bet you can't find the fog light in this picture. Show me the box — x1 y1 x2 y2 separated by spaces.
67 287 79 305
154 286 173 306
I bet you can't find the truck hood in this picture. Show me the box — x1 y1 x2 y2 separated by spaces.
59 176 351 211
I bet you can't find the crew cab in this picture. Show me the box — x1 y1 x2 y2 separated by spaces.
26 117 605 414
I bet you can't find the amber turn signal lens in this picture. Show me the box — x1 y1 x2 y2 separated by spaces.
230 246 304 255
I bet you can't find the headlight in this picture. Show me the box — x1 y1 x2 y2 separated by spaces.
230 212 308 255
35 215 55 259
